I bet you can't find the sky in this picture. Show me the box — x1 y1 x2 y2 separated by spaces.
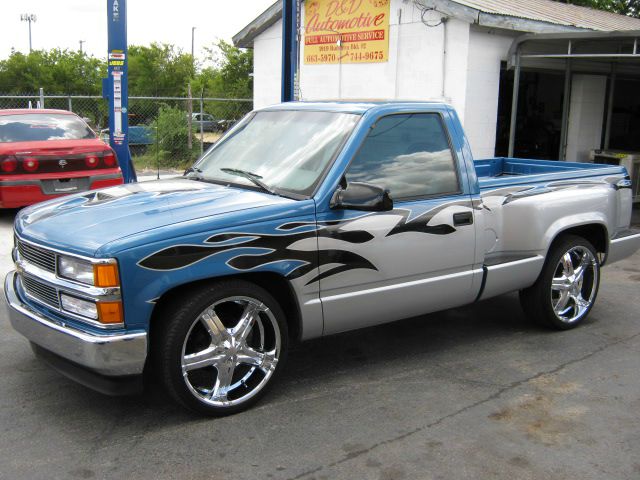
0 0 275 60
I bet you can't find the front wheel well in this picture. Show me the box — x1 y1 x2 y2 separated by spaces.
149 273 303 344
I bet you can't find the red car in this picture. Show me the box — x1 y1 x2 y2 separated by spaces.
0 109 124 208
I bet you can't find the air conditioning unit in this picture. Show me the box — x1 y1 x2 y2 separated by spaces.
590 150 640 203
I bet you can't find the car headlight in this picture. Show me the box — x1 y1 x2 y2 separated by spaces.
60 293 98 320
58 256 120 287
58 256 94 285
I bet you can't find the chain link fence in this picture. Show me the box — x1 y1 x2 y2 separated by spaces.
0 93 253 171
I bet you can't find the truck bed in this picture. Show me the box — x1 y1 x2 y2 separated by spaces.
475 157 627 190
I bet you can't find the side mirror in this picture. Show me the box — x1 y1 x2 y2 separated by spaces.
330 181 393 212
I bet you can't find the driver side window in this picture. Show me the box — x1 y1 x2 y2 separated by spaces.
346 113 459 200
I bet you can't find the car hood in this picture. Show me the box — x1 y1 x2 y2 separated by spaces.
15 178 294 256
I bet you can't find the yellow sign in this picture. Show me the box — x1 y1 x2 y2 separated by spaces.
304 0 390 64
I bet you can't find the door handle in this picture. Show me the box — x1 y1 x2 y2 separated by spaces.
453 211 473 226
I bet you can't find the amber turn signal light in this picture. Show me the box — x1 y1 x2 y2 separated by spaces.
94 264 120 287
97 301 124 324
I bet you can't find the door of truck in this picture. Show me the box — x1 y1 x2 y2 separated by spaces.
316 111 478 335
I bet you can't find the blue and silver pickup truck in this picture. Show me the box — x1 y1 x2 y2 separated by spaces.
6 101 640 415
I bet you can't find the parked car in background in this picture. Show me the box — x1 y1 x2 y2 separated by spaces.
191 113 228 132
0 109 123 208
100 125 155 154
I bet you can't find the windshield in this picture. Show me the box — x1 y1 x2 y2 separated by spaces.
189 110 359 197
0 113 96 143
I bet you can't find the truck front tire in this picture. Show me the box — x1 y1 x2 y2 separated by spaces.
520 235 600 330
154 280 288 415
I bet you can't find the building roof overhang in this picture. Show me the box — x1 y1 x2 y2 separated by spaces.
507 30 640 75
233 2 282 49
233 0 640 48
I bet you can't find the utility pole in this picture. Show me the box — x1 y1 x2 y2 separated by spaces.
187 82 193 151
79 40 85 54
20 14 37 53
191 27 196 61
188 27 196 154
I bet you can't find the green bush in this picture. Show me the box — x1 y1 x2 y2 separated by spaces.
151 105 200 168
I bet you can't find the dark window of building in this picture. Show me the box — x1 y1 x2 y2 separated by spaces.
495 63 564 160
608 78 640 152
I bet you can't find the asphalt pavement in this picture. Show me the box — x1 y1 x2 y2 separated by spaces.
0 205 639 480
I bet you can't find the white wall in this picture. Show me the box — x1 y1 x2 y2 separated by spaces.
443 18 471 123
253 19 283 108
464 27 518 159
299 0 446 101
566 74 607 162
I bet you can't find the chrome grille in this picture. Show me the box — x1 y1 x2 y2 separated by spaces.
18 240 56 273
21 275 60 309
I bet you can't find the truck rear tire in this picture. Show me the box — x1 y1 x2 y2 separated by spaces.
520 234 600 330
153 280 288 415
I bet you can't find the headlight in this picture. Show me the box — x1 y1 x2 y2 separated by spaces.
60 293 98 320
58 256 94 285
58 256 120 287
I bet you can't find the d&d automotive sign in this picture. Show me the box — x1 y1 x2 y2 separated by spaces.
304 0 390 64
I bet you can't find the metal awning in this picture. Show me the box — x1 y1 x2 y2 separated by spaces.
506 30 640 159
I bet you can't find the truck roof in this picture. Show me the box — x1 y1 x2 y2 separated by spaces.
260 100 453 115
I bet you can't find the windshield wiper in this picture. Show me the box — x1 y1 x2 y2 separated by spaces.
220 168 278 196
184 166 216 183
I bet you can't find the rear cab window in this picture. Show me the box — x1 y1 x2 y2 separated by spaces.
345 113 460 200
0 113 96 143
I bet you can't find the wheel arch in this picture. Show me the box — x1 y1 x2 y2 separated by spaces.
547 222 609 257
148 272 304 345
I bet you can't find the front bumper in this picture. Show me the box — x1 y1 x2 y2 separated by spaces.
4 271 147 377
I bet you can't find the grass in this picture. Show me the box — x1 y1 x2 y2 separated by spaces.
130 147 196 173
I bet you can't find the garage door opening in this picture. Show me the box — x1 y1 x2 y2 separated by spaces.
495 63 565 160
607 77 640 151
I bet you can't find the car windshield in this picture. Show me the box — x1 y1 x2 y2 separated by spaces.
0 113 95 143
189 110 359 197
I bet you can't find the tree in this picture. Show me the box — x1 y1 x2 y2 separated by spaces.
128 43 195 96
191 41 253 121
0 49 105 94
0 41 252 99
556 0 639 17
192 41 253 99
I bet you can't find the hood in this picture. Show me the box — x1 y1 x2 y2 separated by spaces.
15 178 294 256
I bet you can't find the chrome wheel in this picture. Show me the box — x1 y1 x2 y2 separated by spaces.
181 296 281 407
550 246 599 324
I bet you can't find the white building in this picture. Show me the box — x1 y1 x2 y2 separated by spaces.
235 0 640 163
